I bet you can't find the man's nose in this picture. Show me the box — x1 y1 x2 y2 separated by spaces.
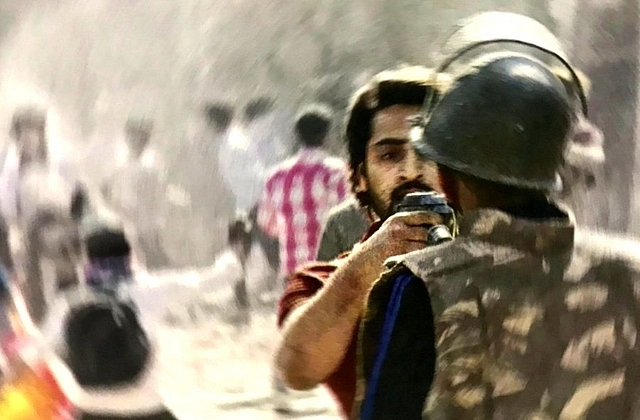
400 150 424 180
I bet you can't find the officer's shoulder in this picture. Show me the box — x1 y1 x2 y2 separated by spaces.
398 237 486 275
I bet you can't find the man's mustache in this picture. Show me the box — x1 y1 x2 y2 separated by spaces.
390 181 435 203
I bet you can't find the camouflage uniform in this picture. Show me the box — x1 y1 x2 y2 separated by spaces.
356 208 640 419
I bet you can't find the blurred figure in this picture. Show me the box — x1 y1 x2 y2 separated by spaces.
257 104 348 414
164 213 277 328
316 196 372 261
43 226 178 420
204 102 234 135
258 104 348 278
101 118 172 270
0 106 86 324
218 95 295 214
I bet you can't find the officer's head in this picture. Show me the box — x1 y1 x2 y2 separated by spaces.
413 12 594 213
345 66 449 220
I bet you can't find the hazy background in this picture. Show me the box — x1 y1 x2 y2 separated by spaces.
0 0 635 266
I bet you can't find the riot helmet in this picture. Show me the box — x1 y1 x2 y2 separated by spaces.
413 12 588 191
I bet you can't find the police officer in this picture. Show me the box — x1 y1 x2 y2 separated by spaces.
355 12 640 420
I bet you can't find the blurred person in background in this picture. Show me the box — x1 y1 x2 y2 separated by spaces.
274 67 447 418
43 226 178 420
219 95 295 215
161 213 277 328
101 118 174 270
316 196 372 261
257 103 349 414
0 106 86 324
258 103 348 280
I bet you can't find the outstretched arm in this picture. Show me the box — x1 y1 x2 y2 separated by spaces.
275 211 440 389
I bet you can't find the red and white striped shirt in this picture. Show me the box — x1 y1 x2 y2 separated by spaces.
258 148 349 275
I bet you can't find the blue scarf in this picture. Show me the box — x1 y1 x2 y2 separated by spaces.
360 273 414 420
84 256 133 292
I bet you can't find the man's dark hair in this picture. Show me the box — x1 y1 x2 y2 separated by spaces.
204 102 234 132
85 227 131 259
244 97 275 122
10 106 46 139
345 67 441 207
294 104 332 148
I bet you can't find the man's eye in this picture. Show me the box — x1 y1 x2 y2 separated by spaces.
381 152 398 161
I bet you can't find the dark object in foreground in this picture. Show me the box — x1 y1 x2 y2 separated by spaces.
64 300 150 388
394 191 456 245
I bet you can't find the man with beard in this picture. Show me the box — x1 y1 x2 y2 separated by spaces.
354 12 640 420
273 66 448 418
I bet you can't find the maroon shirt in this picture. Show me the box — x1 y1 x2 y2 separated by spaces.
277 221 382 418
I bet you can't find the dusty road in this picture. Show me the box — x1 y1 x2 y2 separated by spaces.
154 310 342 419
